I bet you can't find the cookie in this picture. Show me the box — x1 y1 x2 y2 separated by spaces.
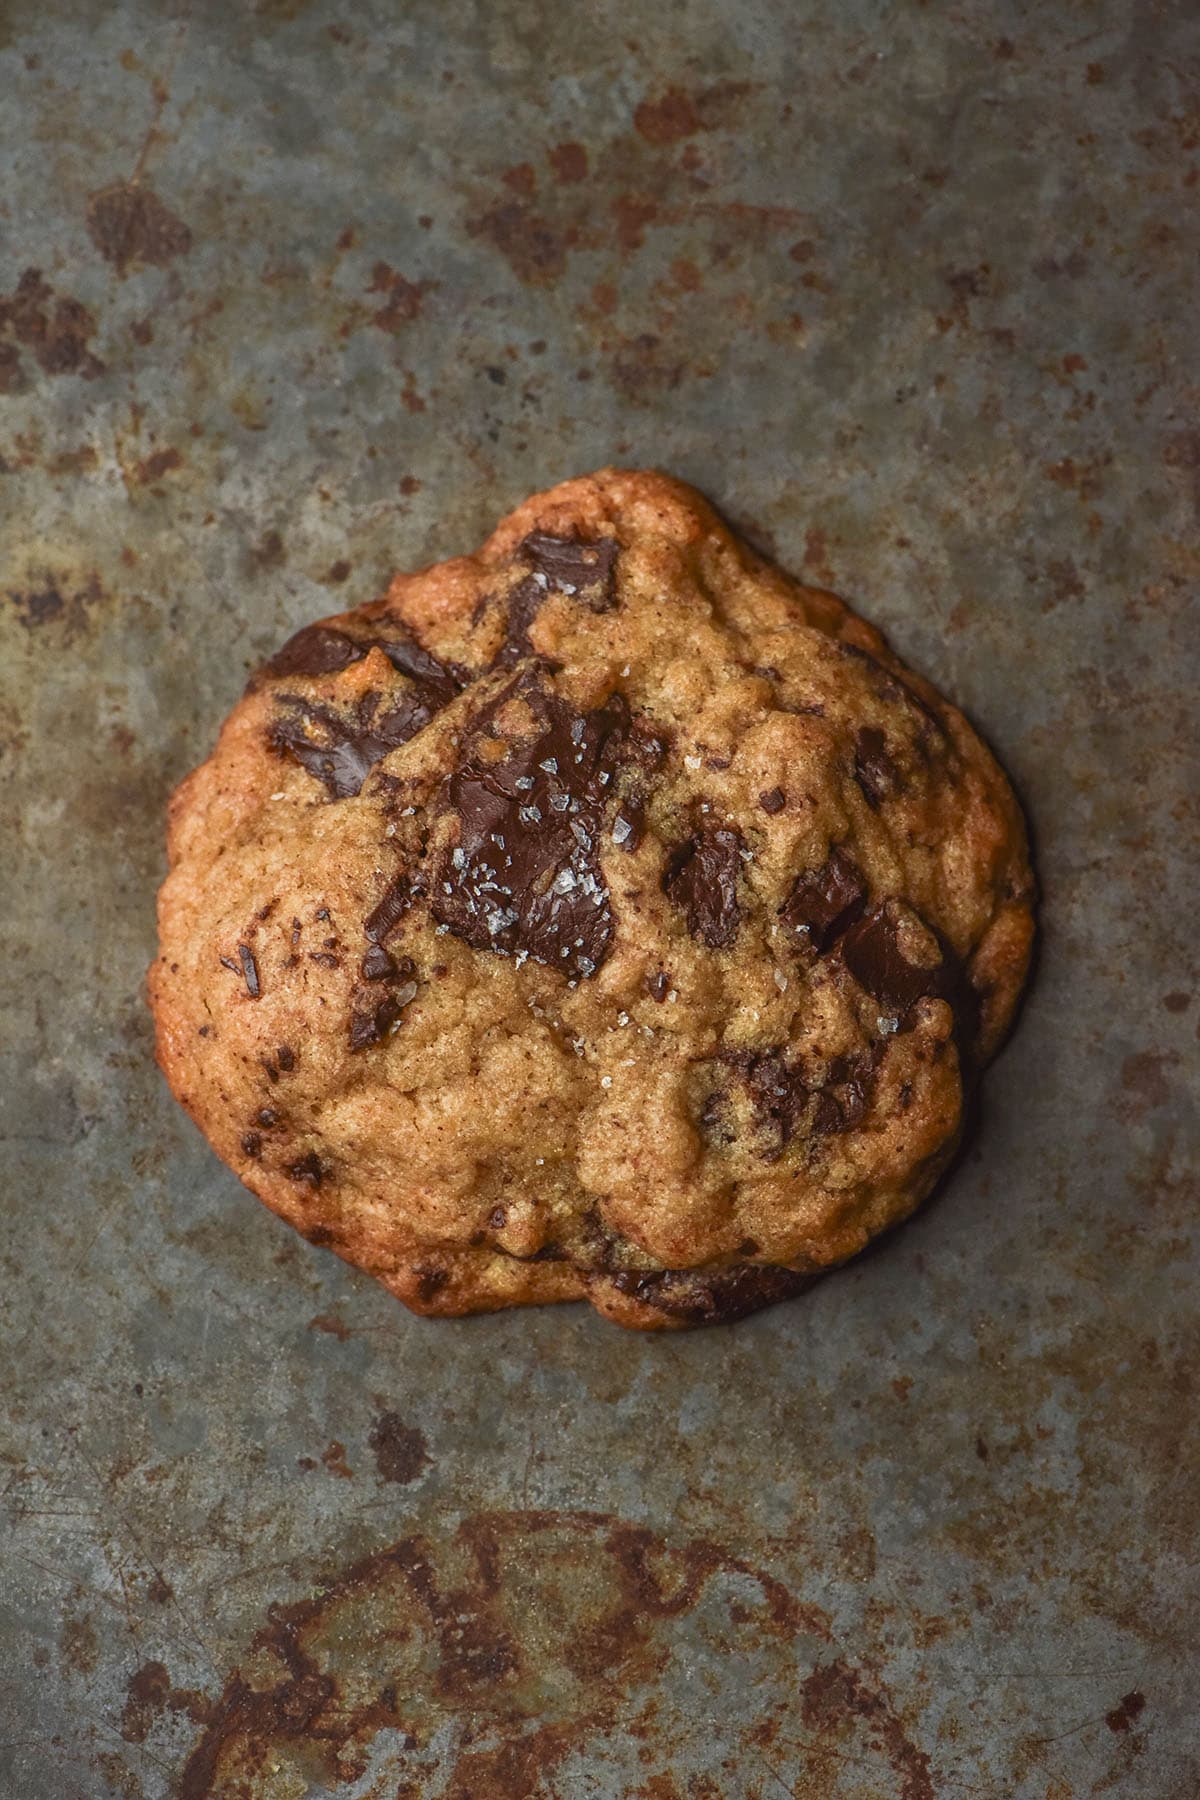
150 469 1034 1329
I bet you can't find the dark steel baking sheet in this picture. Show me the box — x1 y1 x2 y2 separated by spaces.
2 1 1197 1794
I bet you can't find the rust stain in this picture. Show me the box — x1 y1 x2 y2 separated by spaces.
320 1440 354 1479
1117 1050 1178 1121
1105 1689 1146 1733
307 1311 352 1338
367 261 437 333
368 1411 430 1485
634 88 703 145
466 198 579 285
175 1511 833 1795
121 1660 211 1745
62 1613 99 1675
0 268 106 386
547 140 589 183
132 446 183 486
5 572 104 641
87 180 193 274
800 1659 935 1800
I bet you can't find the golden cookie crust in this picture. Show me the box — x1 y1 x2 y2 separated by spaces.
150 470 1034 1329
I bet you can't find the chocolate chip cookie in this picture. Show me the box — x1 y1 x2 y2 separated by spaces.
150 470 1034 1328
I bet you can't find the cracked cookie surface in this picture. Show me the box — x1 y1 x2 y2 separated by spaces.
150 469 1034 1328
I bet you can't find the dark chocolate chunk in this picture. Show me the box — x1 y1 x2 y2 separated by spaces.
266 629 463 799
841 900 962 1017
780 847 867 953
414 1266 449 1302
854 726 901 808
349 992 406 1050
237 944 260 997
308 951 340 968
269 686 441 799
495 533 619 664
645 969 670 1002
285 1151 326 1188
432 676 632 980
256 617 464 694
361 943 398 981
603 1262 812 1325
759 786 786 815
522 532 618 610
663 821 745 949
256 1107 279 1128
241 1132 262 1159
276 1045 296 1071
364 874 413 943
263 624 364 681
724 1040 886 1155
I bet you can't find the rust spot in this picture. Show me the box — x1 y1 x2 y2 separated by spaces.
612 193 658 252
179 1511 831 1793
319 1440 354 1480
308 1312 351 1340
121 1660 211 1745
501 161 538 197
367 261 436 332
548 140 588 183
1118 1050 1177 1120
6 572 104 640
62 1614 99 1675
634 87 703 145
1105 1689 1146 1732
321 559 352 584
467 199 578 285
1042 455 1107 499
87 181 192 274
800 1660 935 1800
132 446 183 486
803 525 835 585
368 1411 430 1485
249 527 286 570
0 268 105 384
399 474 421 495
1161 992 1190 1013
1086 61 1106 84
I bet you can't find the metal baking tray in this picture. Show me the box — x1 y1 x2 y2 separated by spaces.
2 1 1195 1794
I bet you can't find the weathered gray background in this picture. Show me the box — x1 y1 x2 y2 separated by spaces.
1 0 1196 1794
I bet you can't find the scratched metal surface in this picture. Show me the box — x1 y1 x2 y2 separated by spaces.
1 0 1197 1795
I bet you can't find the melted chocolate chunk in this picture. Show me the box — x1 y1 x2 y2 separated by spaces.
663 821 745 949
603 1262 812 1326
522 532 618 610
349 992 406 1050
780 847 867 953
854 726 901 808
432 678 632 980
269 685 446 800
285 1151 326 1188
276 1045 296 1071
257 618 464 695
841 901 967 1024
725 1041 886 1155
496 533 620 663
361 943 398 981
263 624 365 681
759 786 786 815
